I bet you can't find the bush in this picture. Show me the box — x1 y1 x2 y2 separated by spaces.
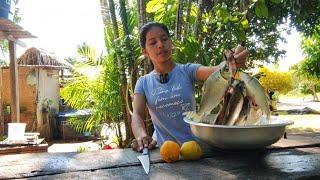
259 67 293 94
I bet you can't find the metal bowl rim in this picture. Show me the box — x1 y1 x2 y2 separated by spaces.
184 117 294 129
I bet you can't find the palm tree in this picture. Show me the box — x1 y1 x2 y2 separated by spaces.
175 0 183 41
137 0 147 30
106 0 119 38
194 0 204 40
119 0 136 144
184 0 193 37
101 0 133 146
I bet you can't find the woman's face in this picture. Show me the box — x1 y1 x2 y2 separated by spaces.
142 27 173 65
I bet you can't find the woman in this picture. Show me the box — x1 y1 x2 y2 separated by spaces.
131 22 249 151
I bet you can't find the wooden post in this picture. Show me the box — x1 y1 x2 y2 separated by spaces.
9 40 20 123
0 66 2 133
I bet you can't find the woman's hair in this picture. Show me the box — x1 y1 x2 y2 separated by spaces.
140 22 170 48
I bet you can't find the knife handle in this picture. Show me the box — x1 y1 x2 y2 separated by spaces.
142 147 149 155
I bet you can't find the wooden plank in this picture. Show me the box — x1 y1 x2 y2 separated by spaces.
0 18 36 39
0 138 44 146
0 143 48 155
0 19 23 31
0 31 27 47
9 41 20 123
25 149 320 180
0 66 2 134
0 133 319 179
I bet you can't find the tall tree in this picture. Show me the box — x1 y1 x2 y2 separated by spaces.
107 0 119 38
194 0 203 39
184 0 193 37
101 0 133 147
292 29 320 101
175 0 183 41
137 0 147 30
119 0 136 144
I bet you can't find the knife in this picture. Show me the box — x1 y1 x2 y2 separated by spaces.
137 147 150 174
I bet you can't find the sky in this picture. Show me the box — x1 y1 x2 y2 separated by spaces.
15 0 303 71
273 25 304 71
16 0 106 60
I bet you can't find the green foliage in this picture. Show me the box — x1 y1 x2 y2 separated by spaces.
285 0 320 36
291 24 319 100
296 28 320 80
61 44 122 133
67 117 90 134
146 0 177 28
174 36 211 65
259 67 293 94
299 83 320 95
255 0 269 18
291 25 320 91
144 0 320 66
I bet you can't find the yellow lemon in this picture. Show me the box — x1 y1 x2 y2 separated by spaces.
180 141 203 160
160 140 180 163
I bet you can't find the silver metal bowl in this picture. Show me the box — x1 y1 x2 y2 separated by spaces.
184 115 294 150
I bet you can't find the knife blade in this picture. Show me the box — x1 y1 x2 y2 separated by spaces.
137 147 150 174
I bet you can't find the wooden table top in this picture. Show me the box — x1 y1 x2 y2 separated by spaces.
0 133 319 179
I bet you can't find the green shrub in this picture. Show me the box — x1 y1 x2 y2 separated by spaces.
259 67 293 94
299 83 320 95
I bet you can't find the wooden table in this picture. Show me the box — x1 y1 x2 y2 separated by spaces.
0 133 319 179
0 139 48 155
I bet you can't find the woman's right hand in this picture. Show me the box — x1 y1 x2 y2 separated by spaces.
131 136 157 152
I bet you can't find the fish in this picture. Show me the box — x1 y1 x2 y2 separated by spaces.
184 61 232 122
224 81 245 126
240 72 271 122
215 92 232 125
245 104 263 125
234 96 250 125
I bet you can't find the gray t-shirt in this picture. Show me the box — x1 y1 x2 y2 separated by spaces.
134 63 201 146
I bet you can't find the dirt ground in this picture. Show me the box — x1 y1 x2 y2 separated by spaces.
276 97 320 133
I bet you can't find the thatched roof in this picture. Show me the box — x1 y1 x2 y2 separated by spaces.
17 47 72 69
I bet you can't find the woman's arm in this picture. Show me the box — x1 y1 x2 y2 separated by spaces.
196 66 219 81
196 47 249 81
132 94 148 139
131 94 156 151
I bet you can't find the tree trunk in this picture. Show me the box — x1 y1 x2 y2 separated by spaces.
137 0 147 30
194 0 203 40
119 0 135 74
137 0 153 136
104 0 133 146
116 118 123 148
175 0 183 41
184 0 192 36
312 84 319 101
119 0 135 144
240 0 249 46
107 0 119 38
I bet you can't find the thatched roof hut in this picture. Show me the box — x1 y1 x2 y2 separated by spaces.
17 47 72 69
1 47 72 138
